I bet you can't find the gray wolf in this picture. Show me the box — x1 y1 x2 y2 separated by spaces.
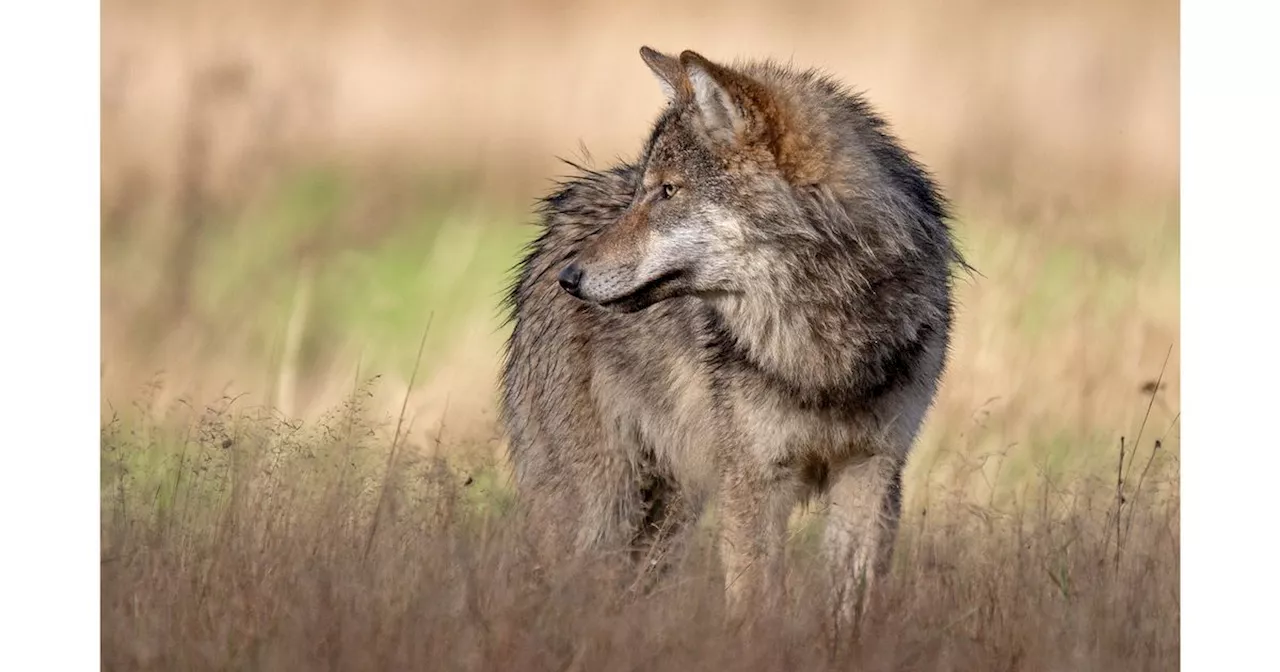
500 46 964 624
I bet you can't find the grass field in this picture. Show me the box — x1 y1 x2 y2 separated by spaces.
102 392 1177 670
101 0 1179 668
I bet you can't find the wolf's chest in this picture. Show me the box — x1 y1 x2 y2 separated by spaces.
726 386 876 469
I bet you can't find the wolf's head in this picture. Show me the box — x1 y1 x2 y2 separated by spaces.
558 47 814 313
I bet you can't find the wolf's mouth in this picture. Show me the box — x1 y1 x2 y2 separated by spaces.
598 269 687 313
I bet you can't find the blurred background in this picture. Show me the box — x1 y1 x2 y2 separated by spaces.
101 0 1179 499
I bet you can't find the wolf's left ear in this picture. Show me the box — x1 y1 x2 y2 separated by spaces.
678 51 753 144
640 46 690 102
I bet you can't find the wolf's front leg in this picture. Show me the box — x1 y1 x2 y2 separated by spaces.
717 451 799 625
822 453 904 629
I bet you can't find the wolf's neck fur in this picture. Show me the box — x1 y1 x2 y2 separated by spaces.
708 291 862 393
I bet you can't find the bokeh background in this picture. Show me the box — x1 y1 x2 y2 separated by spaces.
101 0 1179 503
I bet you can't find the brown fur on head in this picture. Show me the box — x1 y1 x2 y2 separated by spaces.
559 48 811 313
639 49 766 156
640 47 824 185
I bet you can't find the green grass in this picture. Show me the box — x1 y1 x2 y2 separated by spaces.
127 170 1180 378
154 169 537 379
104 167 1180 506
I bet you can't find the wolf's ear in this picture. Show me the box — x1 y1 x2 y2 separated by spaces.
640 46 689 102
678 50 753 144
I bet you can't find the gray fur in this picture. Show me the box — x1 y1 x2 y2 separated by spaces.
500 47 965 625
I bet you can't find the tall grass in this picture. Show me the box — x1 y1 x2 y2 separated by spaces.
101 384 1178 671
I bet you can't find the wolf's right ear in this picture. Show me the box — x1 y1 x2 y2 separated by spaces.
640 46 690 102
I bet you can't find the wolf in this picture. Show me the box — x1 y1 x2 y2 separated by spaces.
500 46 963 623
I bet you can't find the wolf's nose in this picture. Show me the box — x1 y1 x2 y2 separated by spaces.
558 263 584 296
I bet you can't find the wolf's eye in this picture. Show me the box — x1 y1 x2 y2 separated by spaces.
661 183 678 199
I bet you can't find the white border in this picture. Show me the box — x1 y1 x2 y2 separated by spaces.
0 1 100 668
1182 0 1278 668
0 0 1270 667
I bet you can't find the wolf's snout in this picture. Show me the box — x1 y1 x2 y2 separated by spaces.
558 263 584 297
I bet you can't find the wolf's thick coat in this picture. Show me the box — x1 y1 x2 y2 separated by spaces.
501 47 963 621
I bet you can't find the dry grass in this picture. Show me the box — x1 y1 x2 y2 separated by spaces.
101 390 1178 671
